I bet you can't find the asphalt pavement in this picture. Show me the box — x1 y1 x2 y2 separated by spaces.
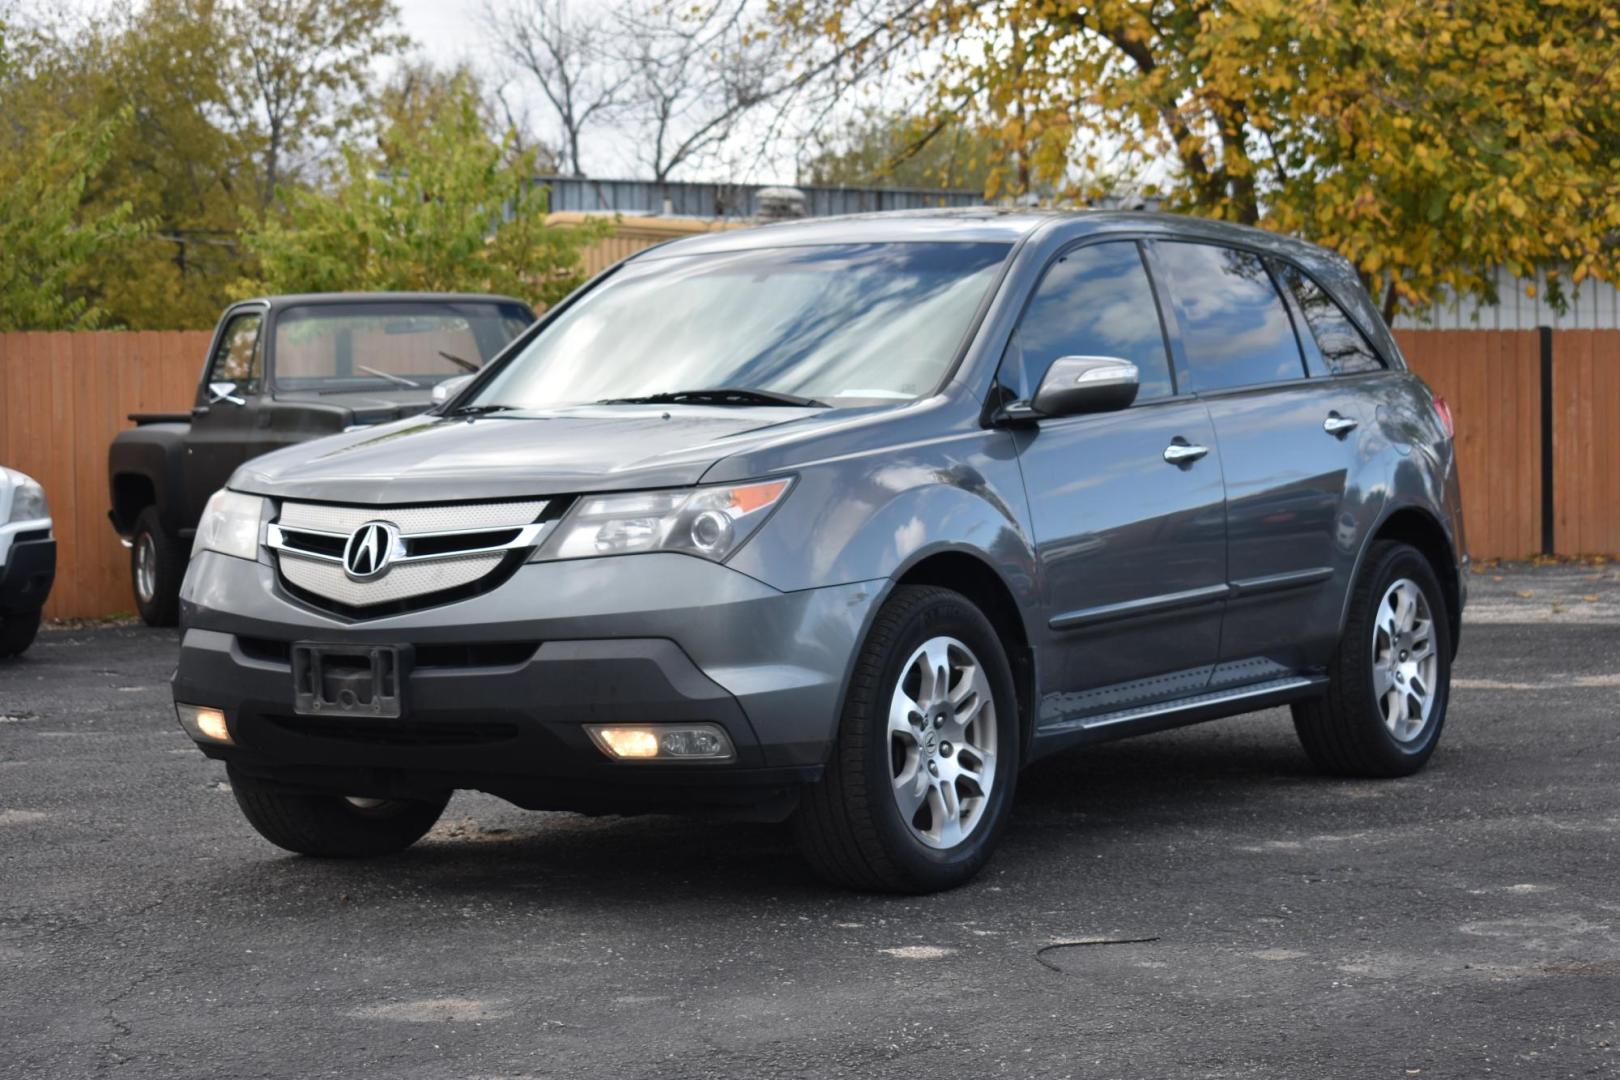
1 562 1616 1079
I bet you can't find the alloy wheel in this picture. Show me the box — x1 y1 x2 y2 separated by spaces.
134 533 158 604
1371 577 1438 743
887 636 998 849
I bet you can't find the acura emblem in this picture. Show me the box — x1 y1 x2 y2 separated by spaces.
343 521 399 580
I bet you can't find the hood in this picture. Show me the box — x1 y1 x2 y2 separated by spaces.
231 404 826 504
271 388 434 426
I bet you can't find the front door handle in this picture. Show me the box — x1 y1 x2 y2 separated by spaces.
1323 413 1359 437
1163 440 1209 465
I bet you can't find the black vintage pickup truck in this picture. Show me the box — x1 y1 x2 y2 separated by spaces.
108 293 535 625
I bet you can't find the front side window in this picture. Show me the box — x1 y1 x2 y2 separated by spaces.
1157 242 1305 392
272 302 532 393
210 312 263 389
1278 264 1387 376
468 242 1011 409
1000 241 1174 403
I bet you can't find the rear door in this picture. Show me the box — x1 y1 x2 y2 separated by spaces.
1006 240 1228 725
1152 241 1366 675
183 307 266 523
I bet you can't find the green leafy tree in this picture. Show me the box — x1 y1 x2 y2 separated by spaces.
0 110 145 330
774 0 1620 319
802 109 997 192
0 0 410 329
242 76 606 305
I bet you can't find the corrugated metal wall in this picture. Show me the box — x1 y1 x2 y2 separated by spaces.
535 177 986 219
1393 266 1620 330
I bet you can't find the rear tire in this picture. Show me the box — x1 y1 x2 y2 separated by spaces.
228 767 449 857
131 506 185 627
1292 541 1452 777
794 585 1020 893
0 609 41 657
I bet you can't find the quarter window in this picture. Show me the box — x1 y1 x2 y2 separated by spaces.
1278 264 1387 375
1001 241 1174 403
1156 242 1305 392
209 313 263 390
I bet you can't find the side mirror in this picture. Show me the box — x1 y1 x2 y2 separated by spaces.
1029 355 1140 418
431 373 475 407
208 381 246 406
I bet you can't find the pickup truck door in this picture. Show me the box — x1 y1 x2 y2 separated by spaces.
183 308 266 525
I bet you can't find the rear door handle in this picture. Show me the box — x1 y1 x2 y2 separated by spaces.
1163 441 1209 465
1323 413 1359 436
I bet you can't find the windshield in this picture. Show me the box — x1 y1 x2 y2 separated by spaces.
272 301 533 393
469 242 1010 409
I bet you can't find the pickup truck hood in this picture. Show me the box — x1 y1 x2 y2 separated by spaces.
272 388 434 426
230 404 826 503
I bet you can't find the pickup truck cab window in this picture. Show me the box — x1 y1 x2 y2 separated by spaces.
1277 263 1388 376
208 312 263 394
1000 241 1175 403
1156 242 1307 392
272 301 532 393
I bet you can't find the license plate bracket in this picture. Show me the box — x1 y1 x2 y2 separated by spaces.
291 643 410 718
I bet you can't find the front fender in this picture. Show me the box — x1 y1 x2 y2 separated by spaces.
108 425 189 535
725 427 1038 619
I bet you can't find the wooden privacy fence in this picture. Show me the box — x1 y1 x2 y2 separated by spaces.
2 319 1618 620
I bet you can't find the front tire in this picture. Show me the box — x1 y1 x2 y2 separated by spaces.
1292 541 1453 777
228 768 449 857
794 585 1020 893
131 506 185 627
0 609 41 657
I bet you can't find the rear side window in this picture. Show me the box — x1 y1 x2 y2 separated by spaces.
1278 264 1387 375
1156 242 1305 392
1001 241 1174 403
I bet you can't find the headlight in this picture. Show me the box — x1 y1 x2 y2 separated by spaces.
534 478 792 563
5 470 48 524
192 490 269 560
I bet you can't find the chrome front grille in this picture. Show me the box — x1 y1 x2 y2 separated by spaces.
267 499 549 611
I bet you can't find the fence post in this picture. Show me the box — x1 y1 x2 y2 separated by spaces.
1539 325 1554 556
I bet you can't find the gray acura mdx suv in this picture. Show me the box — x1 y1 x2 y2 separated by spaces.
175 210 1466 892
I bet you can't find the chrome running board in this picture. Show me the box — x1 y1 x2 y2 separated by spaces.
1040 675 1327 738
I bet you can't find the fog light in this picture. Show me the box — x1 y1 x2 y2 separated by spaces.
176 703 232 745
586 723 735 763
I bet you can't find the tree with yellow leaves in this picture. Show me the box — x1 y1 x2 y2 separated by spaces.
772 0 1620 319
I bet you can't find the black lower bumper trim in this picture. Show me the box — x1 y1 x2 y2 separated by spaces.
0 537 55 614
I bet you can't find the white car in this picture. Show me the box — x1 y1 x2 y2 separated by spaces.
0 467 55 657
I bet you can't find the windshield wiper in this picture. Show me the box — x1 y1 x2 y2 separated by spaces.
441 403 517 417
438 350 480 373
356 365 421 389
597 387 828 408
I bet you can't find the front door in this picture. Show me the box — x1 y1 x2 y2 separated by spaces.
183 308 265 525
1004 240 1228 728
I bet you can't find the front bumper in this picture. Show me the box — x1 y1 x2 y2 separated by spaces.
0 531 55 614
176 551 882 812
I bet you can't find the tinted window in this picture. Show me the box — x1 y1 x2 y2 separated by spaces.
210 313 262 389
472 243 1010 408
1157 243 1304 391
1001 241 1173 403
1279 264 1386 375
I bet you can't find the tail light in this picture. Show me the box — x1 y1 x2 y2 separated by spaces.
1431 394 1455 438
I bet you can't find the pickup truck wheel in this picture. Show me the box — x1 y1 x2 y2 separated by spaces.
131 507 185 627
228 767 449 858
1292 541 1453 777
0 610 41 657
793 585 1020 893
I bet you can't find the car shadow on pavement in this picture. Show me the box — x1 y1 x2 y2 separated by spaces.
191 712 1345 908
